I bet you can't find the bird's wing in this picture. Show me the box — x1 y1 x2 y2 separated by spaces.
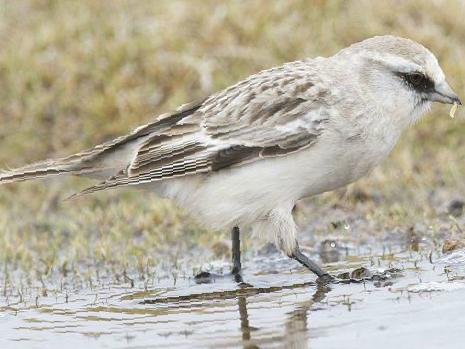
72 62 332 197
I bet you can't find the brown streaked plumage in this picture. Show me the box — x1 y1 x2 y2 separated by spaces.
1 61 329 198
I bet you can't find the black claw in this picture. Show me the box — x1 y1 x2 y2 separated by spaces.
194 271 214 284
194 271 246 284
194 271 212 279
316 273 335 285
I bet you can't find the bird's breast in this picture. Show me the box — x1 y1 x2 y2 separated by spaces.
297 125 401 197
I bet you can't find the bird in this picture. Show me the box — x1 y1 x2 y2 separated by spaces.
0 35 461 283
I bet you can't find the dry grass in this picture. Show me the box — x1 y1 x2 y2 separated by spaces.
1 0 465 283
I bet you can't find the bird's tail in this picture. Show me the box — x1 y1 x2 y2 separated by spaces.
0 134 142 185
0 156 104 184
0 100 204 187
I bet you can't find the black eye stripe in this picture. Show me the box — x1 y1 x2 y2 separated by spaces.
398 72 435 92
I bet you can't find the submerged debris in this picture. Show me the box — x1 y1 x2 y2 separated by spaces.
406 226 423 252
442 239 465 254
319 239 340 263
350 267 372 279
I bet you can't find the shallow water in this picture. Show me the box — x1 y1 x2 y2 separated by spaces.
2 239 465 349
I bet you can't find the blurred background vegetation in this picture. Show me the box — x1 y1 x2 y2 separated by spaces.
1 0 465 279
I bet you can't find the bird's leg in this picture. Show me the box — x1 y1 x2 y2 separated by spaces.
289 241 333 284
231 226 241 275
195 226 244 283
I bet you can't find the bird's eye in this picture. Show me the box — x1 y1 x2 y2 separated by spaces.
405 73 428 88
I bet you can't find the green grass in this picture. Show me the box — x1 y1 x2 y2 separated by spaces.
1 0 465 287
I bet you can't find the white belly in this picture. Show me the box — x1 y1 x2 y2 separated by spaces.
153 130 399 231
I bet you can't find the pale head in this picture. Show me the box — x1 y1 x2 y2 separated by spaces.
336 35 461 125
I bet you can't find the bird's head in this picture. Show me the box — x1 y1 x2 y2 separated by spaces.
336 35 461 126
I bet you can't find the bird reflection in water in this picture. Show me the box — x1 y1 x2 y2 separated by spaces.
140 278 331 348
237 282 331 349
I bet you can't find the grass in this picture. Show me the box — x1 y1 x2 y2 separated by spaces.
1 0 465 293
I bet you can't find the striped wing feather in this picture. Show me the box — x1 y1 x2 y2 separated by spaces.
72 64 330 197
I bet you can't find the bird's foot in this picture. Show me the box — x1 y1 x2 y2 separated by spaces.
194 270 252 287
316 273 336 285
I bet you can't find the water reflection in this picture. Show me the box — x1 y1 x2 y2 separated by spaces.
140 280 318 305
133 276 332 348
4 234 465 348
285 301 309 349
234 282 331 349
284 283 331 348
237 296 258 349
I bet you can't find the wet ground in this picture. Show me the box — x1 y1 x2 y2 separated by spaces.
2 205 465 348
2 249 465 348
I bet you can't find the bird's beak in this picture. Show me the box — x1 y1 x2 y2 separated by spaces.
429 81 462 105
